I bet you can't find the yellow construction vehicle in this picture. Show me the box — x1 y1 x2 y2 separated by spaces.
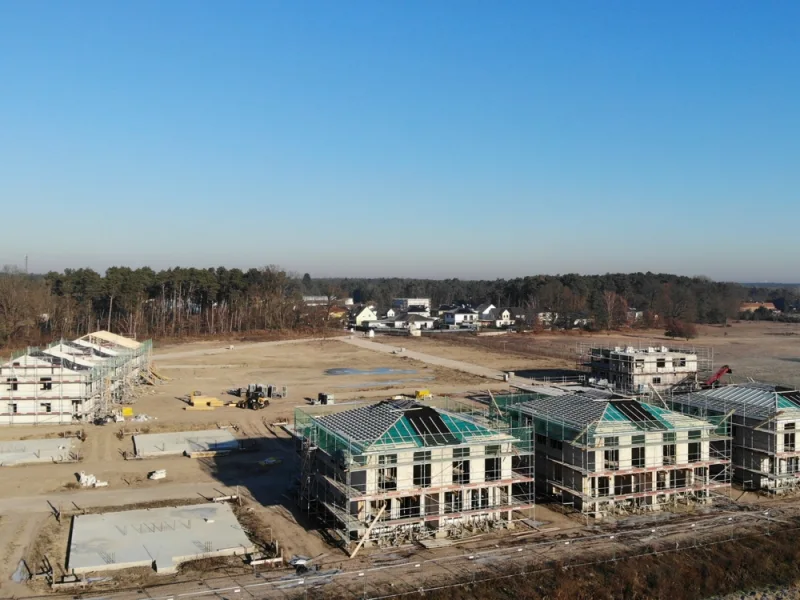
235 384 270 410
415 389 432 401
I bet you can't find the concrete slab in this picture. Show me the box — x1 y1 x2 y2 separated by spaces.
0 438 77 466
132 430 238 458
67 503 254 574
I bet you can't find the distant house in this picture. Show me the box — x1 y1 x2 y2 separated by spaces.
372 312 437 330
303 295 331 306
443 307 479 327
392 298 431 316
476 303 496 318
396 313 437 330
740 302 779 314
493 307 529 328
385 307 399 319
406 304 430 317
433 304 457 317
350 305 378 326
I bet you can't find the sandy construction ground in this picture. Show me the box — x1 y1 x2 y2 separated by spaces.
0 327 797 596
388 322 800 388
0 335 570 594
0 337 508 501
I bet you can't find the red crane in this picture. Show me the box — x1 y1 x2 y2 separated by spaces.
704 365 732 387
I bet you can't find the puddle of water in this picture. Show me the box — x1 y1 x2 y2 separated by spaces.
325 367 418 376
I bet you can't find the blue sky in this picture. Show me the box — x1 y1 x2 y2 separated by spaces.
1 1 798 281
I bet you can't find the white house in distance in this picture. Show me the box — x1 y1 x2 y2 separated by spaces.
303 295 354 307
350 305 378 327
394 313 437 330
493 307 529 328
443 307 479 327
392 298 431 317
475 303 496 320
371 312 437 331
302 295 330 306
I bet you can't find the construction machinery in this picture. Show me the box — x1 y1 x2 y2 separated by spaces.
703 365 732 388
234 384 271 410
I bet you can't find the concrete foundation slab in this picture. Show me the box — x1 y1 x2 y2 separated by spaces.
132 430 237 457
0 438 77 466
67 503 254 574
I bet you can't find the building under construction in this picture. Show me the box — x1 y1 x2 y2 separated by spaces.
578 342 713 394
0 331 153 425
495 392 731 519
666 383 800 493
293 398 535 550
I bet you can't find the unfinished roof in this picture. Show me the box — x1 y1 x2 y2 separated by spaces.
674 384 800 420
592 345 696 358
313 400 510 452
514 395 711 434
78 330 142 350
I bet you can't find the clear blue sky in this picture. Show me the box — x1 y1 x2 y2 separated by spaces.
1 1 798 282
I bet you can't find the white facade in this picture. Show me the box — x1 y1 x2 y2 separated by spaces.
669 385 800 493
495 309 514 327
0 332 150 426
589 346 698 392
476 304 496 319
352 306 378 326
443 309 479 326
298 400 534 546
302 295 330 306
514 396 726 518
399 315 436 330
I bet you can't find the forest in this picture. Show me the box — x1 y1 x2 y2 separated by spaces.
0 264 789 349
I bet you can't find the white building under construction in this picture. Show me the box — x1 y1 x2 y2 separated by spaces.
585 345 700 393
0 331 152 425
498 393 731 519
667 383 800 493
294 399 535 549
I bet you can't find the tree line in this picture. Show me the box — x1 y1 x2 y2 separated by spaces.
0 265 763 349
311 272 746 328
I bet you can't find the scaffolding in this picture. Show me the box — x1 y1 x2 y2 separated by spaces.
492 392 732 521
577 341 714 396
0 337 152 425
662 383 800 493
292 398 535 550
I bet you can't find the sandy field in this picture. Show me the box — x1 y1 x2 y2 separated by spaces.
0 325 796 597
389 322 800 388
0 335 579 596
